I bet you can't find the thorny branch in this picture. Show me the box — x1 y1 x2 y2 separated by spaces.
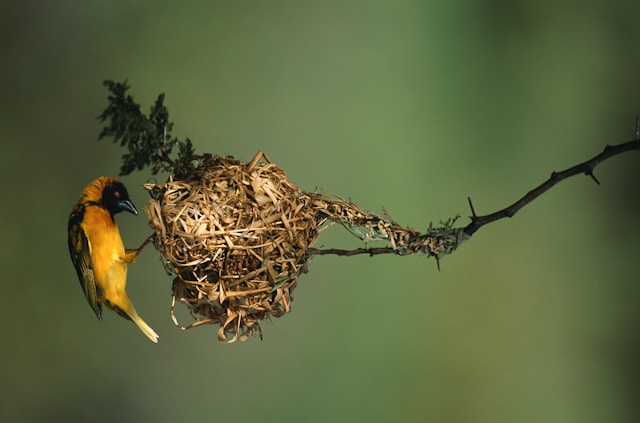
463 137 640 236
309 128 640 258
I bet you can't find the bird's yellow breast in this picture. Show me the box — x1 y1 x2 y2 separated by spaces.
81 206 129 298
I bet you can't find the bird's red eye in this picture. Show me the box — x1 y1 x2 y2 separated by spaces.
114 191 121 198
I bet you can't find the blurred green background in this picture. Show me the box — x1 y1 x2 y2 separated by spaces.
1 1 639 422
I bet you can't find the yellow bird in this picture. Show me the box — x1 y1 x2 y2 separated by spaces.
68 177 158 343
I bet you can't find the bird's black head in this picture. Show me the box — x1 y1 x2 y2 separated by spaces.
102 181 138 216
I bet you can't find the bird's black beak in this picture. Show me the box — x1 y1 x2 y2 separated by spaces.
118 199 138 215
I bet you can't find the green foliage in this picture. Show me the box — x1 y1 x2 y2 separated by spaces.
97 80 195 175
426 215 460 233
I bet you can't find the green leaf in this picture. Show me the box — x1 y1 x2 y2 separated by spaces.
97 79 196 176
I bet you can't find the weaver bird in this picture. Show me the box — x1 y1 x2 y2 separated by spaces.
68 177 158 343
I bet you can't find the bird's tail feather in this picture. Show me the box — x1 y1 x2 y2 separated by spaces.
111 302 159 343
129 313 159 343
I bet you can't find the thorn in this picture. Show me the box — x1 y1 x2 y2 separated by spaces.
635 116 640 143
587 171 601 185
435 255 441 271
467 196 477 218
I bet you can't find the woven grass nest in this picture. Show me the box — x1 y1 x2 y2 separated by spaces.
144 151 466 342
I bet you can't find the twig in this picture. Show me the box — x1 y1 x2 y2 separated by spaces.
308 247 396 257
463 138 640 236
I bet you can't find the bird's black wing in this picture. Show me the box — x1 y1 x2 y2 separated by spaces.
68 205 102 319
